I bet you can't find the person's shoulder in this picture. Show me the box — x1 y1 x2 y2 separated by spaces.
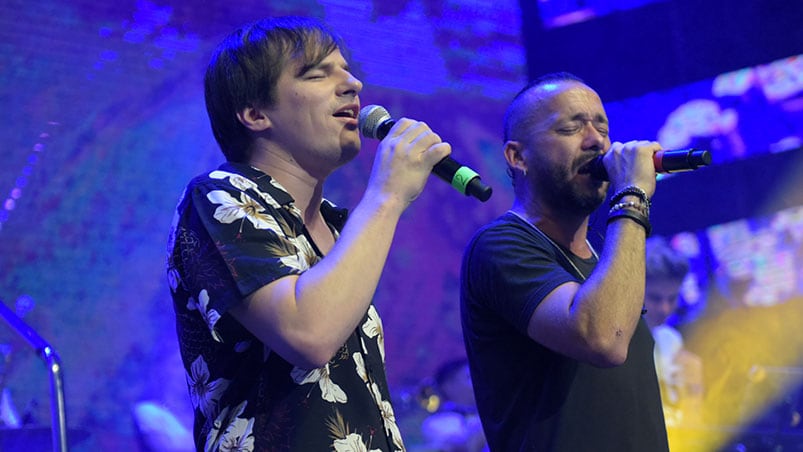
185 163 276 196
184 163 236 188
176 164 267 214
465 212 513 254
467 211 555 256
469 212 528 242
653 324 684 347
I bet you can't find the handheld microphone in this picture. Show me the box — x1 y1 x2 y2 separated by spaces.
581 149 712 181
358 105 493 202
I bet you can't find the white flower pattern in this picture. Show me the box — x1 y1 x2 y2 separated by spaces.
353 352 368 383
217 416 255 451
166 266 180 293
354 352 404 450
370 383 405 451
292 364 348 404
210 170 258 191
277 233 313 272
206 190 280 231
170 163 403 450
333 433 382 452
187 289 222 342
205 402 255 452
362 305 386 362
188 355 230 421
205 405 231 452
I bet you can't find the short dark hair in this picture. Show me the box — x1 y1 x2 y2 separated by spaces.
503 71 585 143
645 236 690 281
204 16 345 162
502 72 586 184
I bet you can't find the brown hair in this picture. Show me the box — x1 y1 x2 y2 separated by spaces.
204 16 345 162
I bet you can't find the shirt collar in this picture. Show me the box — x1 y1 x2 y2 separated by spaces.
219 161 295 206
220 161 349 231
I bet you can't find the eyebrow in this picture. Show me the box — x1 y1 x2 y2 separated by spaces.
562 113 608 124
296 61 320 77
297 60 351 77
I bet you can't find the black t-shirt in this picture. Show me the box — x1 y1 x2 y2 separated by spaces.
460 212 669 451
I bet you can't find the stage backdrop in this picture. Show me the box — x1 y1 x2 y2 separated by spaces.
0 0 523 449
1 0 802 450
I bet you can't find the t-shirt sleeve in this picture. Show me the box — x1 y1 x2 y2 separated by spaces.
175 173 309 321
463 222 578 335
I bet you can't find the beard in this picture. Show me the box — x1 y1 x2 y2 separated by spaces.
530 163 606 216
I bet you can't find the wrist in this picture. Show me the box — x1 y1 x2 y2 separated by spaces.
607 207 651 236
610 185 650 208
607 185 651 236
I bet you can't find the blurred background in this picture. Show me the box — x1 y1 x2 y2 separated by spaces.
0 0 802 450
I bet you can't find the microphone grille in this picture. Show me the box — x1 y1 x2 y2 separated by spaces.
358 105 390 139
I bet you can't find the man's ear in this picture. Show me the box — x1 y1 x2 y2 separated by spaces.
504 140 527 173
236 105 271 132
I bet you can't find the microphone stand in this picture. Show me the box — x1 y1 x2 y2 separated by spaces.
0 299 68 452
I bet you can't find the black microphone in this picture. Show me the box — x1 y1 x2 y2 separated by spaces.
358 105 493 202
581 149 712 181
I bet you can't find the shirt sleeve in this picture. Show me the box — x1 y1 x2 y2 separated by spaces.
463 221 578 335
175 173 307 321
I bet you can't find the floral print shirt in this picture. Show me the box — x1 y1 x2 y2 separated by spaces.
166 162 404 451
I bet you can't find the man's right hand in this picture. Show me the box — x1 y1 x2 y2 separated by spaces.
602 140 660 198
366 118 452 211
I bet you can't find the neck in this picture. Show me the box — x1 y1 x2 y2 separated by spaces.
511 200 592 258
250 148 325 220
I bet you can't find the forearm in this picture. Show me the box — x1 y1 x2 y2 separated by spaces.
572 217 647 364
294 193 404 346
236 190 407 368
236 119 450 368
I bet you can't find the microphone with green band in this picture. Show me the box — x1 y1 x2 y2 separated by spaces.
358 105 493 202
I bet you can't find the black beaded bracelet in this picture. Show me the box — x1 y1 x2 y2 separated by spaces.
607 208 652 236
610 185 650 208
609 200 650 217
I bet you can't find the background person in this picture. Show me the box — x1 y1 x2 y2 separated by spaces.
643 236 704 428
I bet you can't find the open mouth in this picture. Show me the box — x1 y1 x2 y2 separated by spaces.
333 105 359 119
577 159 596 174
577 155 607 181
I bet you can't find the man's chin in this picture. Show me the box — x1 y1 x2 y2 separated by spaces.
589 177 608 192
588 183 608 207
336 145 360 167
576 190 606 215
